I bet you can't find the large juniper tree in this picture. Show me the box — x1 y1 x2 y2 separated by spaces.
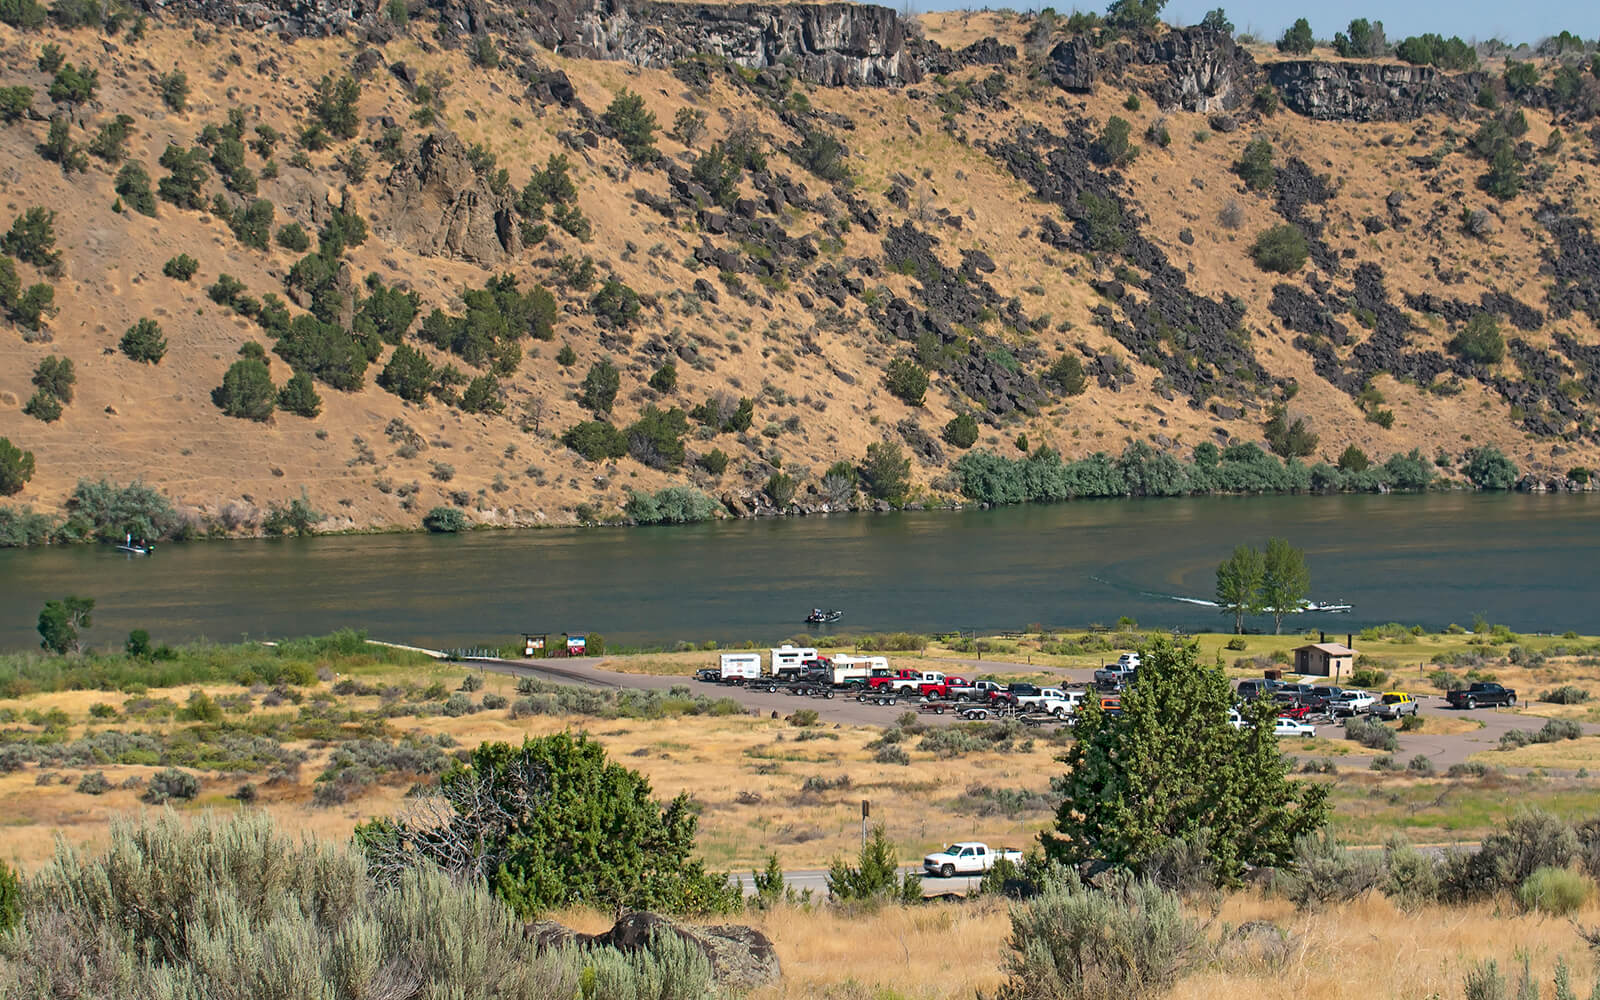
356 733 739 916
1043 637 1328 885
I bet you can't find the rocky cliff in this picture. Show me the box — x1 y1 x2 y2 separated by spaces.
1046 26 1486 122
1267 61 1485 122
1048 27 1261 113
567 1 918 85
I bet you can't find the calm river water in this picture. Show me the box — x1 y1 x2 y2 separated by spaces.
1 493 1597 652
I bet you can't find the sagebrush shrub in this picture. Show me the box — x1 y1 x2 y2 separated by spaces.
0 811 714 998
1518 865 1591 914
141 767 198 803
998 873 1200 1000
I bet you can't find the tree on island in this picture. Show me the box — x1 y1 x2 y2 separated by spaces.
1043 637 1329 885
1214 543 1264 633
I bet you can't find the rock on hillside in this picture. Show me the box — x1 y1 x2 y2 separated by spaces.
1267 61 1486 121
375 131 521 264
529 911 780 992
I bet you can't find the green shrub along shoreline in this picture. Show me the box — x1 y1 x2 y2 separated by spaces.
0 440 1536 547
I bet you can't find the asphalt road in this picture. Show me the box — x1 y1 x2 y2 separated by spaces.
465 655 1599 772
731 867 984 898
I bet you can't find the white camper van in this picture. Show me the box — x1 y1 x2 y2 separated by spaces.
827 654 888 687
718 652 762 683
769 644 818 679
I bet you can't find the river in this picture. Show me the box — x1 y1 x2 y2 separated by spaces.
1 492 1597 652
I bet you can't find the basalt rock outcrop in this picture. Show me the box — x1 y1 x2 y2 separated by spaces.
445 0 922 86
527 911 781 992
374 130 520 264
1266 60 1485 122
1044 26 1486 122
1048 27 1260 113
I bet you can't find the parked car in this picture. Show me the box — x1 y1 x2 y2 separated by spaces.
1015 687 1082 715
943 676 979 701
1446 682 1518 710
1236 678 1284 701
989 683 1041 706
868 669 945 693
1273 717 1317 738
1227 709 1246 730
1093 652 1142 688
922 842 1024 878
1370 692 1419 719
972 680 1007 701
1305 685 1344 710
1328 690 1376 716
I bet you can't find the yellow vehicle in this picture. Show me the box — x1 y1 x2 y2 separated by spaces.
1370 691 1418 720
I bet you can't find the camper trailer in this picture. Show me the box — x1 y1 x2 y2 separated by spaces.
718 652 762 683
769 644 818 679
826 654 888 687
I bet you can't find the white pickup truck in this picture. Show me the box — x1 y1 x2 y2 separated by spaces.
1015 687 1085 717
922 842 1024 877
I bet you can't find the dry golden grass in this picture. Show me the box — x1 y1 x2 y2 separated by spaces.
1474 736 1600 770
2 16 1595 533
552 890 1600 1000
1408 715 1487 736
0 661 1067 874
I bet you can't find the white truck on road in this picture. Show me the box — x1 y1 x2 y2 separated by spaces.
922 842 1024 877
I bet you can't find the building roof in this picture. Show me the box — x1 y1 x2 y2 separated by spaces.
1296 643 1356 655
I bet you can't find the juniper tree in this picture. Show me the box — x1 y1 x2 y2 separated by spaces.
1044 637 1328 885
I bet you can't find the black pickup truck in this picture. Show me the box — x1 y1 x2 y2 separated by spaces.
1446 682 1518 709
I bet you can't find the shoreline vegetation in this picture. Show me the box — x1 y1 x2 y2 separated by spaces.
0 440 1585 548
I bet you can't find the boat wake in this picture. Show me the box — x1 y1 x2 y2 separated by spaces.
1090 576 1350 614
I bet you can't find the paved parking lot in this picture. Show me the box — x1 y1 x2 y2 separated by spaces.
485 656 1599 771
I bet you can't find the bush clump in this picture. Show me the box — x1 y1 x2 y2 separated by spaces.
624 486 722 525
1541 685 1590 705
1517 865 1591 915
141 767 199 804
1344 716 1398 752
997 870 1201 1000
120 319 166 364
422 506 468 533
1250 224 1309 273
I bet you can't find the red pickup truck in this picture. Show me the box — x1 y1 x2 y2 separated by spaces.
868 669 947 695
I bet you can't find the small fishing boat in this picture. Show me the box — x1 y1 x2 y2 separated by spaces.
804 609 843 625
116 533 152 556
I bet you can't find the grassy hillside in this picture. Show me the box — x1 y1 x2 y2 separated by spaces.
0 9 1596 534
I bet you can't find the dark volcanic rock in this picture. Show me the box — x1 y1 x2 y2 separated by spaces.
559 1 922 86
896 419 945 464
1046 36 1096 92
1048 27 1260 112
989 121 1269 408
1267 60 1485 122
1133 27 1259 112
